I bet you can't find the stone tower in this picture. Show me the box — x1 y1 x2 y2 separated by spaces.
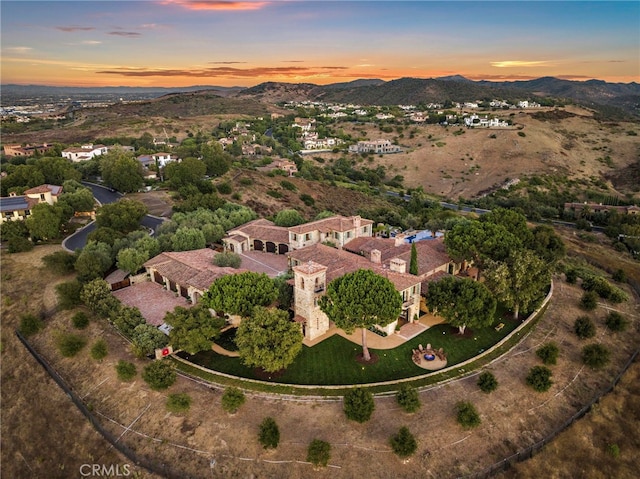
292 260 329 341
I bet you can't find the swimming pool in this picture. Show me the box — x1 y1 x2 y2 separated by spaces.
404 230 444 243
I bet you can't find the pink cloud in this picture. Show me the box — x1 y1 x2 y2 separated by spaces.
161 1 269 11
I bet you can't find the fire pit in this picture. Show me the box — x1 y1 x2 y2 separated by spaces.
424 353 436 361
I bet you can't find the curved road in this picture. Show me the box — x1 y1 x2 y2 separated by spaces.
62 183 165 251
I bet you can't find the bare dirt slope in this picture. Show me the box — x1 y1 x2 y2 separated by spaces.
335 107 640 199
2 240 638 479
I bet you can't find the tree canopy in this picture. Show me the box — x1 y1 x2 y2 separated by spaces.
25 203 63 240
74 241 114 281
95 199 148 233
320 269 402 361
203 272 278 318
427 276 496 334
235 306 303 373
483 249 550 319
100 148 144 193
164 305 225 355
273 209 305 227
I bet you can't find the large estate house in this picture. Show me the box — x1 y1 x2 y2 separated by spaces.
348 140 401 154
139 214 458 343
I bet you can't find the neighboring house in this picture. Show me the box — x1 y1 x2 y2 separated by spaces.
464 115 509 128
0 184 62 222
144 249 247 305
564 202 640 216
136 153 175 168
348 140 401 154
289 243 423 340
256 159 298 177
292 118 315 131
0 195 38 222
62 144 108 162
3 144 54 157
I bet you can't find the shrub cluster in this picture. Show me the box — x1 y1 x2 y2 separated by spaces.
395 384 421 413
142 360 176 390
581 275 628 303
605 311 629 332
307 439 331 468
536 342 560 365
574 315 596 339
455 401 481 429
90 339 108 360
221 387 245 413
19 313 44 337
389 426 418 458
526 365 553 392
343 387 375 423
166 393 192 413
258 417 280 449
72 311 90 329
582 344 611 369
115 360 137 381
477 371 498 393
57 333 87 357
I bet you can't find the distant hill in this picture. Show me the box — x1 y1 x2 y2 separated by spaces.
232 76 640 118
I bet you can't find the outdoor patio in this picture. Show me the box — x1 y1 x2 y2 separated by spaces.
113 281 191 326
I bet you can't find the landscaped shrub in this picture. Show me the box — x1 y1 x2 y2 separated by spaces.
221 387 245 413
526 365 553 392
612 269 626 282
43 250 77 275
389 426 418 459
213 251 242 268
142 360 176 390
536 342 560 365
166 393 192 413
307 439 331 468
343 387 375 423
565 268 578 284
581 275 628 303
90 339 108 360
455 401 481 429
55 280 83 310
582 344 611 369
477 371 498 393
258 417 280 449
19 313 43 337
395 384 421 413
605 311 629 332
216 182 232 195
580 291 598 310
574 315 596 339
71 311 90 329
57 333 87 357
115 360 137 381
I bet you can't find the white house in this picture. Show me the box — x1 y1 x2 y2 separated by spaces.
348 140 401 154
62 144 108 162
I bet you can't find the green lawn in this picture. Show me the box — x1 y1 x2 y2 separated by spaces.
184 309 522 385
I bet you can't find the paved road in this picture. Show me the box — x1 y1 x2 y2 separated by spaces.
63 183 165 251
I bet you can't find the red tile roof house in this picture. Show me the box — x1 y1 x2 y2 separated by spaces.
144 249 248 325
288 243 424 341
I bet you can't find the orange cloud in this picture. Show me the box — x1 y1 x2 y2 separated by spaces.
96 65 348 78
161 1 269 11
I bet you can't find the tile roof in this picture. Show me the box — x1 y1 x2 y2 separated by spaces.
288 215 373 235
24 184 63 196
228 218 290 244
288 243 420 291
144 248 247 291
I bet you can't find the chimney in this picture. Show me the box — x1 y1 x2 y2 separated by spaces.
353 215 361 229
389 258 406 274
394 233 406 247
370 249 381 264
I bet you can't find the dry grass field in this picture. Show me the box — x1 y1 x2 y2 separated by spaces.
2 234 638 479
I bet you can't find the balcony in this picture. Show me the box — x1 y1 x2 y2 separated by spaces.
402 297 415 309
314 285 325 294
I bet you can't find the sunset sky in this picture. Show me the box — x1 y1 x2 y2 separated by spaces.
2 1 639 87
